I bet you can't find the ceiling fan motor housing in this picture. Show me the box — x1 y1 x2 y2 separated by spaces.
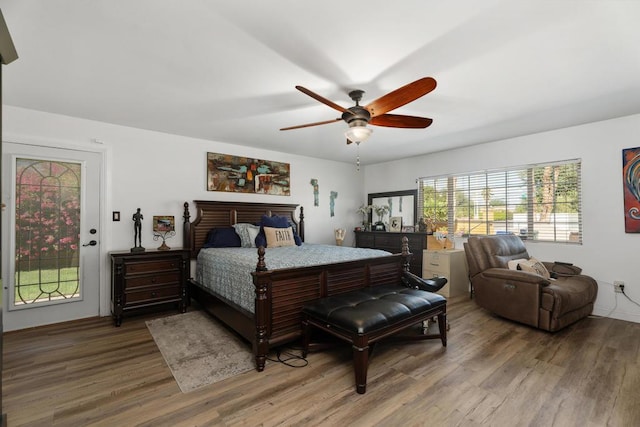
342 106 371 126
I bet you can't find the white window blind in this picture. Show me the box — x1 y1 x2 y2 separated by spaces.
417 159 582 243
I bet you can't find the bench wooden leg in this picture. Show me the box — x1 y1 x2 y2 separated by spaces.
353 342 369 394
438 311 447 347
301 318 311 358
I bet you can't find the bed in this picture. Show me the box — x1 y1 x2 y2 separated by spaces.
183 200 412 371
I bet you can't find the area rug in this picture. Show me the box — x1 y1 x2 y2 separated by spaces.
146 310 255 393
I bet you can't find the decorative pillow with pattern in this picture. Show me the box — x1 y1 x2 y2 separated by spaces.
517 257 551 279
255 214 302 247
232 223 261 248
263 226 296 247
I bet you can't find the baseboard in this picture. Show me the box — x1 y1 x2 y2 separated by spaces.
592 304 640 324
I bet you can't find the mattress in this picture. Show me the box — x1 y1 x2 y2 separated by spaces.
195 243 391 313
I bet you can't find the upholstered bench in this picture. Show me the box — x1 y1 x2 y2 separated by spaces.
301 284 447 394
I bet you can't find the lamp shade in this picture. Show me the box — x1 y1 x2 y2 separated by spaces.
345 126 372 143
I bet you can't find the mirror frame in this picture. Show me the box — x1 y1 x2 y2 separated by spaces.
367 189 418 230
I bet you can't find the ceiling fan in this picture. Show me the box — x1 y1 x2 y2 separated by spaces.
280 77 437 144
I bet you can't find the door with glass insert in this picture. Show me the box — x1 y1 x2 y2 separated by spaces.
2 143 101 331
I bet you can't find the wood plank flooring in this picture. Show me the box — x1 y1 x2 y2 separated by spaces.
3 296 640 426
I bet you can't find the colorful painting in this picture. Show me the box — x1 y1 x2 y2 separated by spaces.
623 146 640 233
153 216 175 232
207 152 290 195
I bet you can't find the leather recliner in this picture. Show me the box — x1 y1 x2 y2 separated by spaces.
464 235 597 332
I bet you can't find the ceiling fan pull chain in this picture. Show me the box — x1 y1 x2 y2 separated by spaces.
356 141 361 171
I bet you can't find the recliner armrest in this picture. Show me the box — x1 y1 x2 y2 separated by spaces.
481 268 551 285
543 261 583 277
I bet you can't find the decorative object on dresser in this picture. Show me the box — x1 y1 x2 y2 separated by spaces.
354 230 427 276
422 249 469 298
131 208 145 252
152 215 176 250
389 216 402 232
110 249 190 326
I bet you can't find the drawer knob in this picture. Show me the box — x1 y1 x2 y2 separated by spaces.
151 292 158 297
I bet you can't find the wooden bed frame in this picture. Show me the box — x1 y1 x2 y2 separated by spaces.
183 200 411 371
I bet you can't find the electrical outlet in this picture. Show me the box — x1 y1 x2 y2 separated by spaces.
614 281 625 293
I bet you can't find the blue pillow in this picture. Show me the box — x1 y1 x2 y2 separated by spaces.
256 214 302 247
203 227 241 248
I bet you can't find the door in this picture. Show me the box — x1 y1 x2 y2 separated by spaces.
2 142 102 331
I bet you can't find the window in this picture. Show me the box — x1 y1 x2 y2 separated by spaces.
14 158 81 306
417 159 582 243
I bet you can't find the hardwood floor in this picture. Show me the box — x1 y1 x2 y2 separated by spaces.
3 296 640 426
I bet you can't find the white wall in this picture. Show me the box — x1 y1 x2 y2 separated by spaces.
364 113 640 323
3 106 365 321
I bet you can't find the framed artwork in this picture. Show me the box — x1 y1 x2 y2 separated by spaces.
389 216 402 232
153 215 175 232
623 146 640 233
207 152 290 195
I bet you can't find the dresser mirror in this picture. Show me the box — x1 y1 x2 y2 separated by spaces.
367 189 418 229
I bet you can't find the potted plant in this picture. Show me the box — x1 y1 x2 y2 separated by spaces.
372 204 390 231
356 204 373 231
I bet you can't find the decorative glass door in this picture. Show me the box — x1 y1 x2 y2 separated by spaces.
2 143 101 331
14 158 82 306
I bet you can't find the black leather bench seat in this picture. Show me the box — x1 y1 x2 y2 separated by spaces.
302 284 447 394
302 284 446 334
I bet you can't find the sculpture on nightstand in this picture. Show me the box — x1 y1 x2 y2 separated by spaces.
131 208 145 252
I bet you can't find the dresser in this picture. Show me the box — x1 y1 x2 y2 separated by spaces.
354 231 428 276
422 249 469 298
110 249 190 326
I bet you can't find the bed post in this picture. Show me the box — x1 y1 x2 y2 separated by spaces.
253 245 269 371
299 206 305 242
183 202 191 252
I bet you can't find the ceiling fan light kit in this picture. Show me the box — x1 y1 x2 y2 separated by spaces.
345 126 372 144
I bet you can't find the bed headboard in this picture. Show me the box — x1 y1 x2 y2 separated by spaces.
183 200 304 259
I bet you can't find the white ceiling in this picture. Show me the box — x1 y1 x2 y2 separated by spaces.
2 1 640 165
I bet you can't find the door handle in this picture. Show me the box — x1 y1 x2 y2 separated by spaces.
82 240 98 247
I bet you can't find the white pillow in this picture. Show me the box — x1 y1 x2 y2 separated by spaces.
517 257 551 279
263 226 296 247
232 223 261 248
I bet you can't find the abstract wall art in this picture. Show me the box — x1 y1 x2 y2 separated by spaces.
623 146 640 233
207 152 290 195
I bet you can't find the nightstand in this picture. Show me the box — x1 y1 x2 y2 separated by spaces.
422 249 469 298
110 249 190 326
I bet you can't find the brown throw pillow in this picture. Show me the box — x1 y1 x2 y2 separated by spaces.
263 226 296 247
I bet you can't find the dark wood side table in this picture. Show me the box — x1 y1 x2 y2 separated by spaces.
110 248 190 326
354 231 428 276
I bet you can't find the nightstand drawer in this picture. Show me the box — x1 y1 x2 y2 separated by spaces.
125 271 181 289
125 284 181 304
124 259 180 275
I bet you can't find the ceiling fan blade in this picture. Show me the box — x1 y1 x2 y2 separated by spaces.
369 114 433 128
365 77 437 117
280 118 341 131
296 86 350 113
